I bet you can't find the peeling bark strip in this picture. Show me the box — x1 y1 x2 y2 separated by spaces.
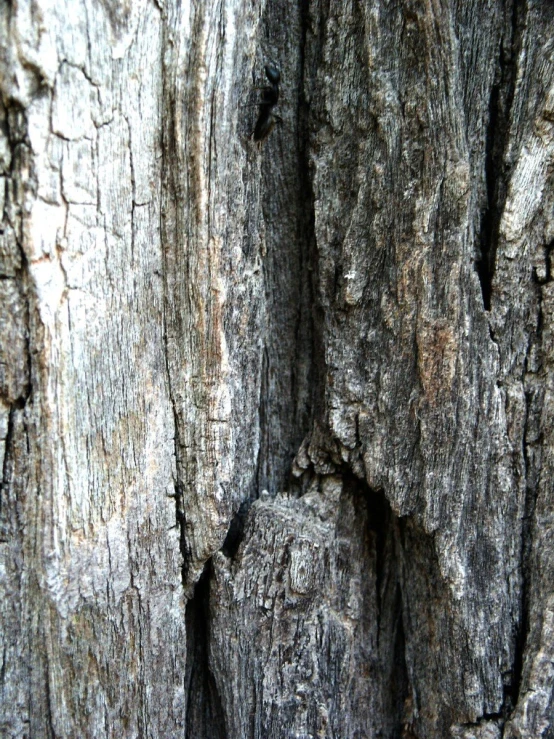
1 0 554 738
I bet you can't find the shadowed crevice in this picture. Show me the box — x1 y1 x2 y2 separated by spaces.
476 79 501 311
342 473 410 738
476 0 523 310
184 561 227 739
220 498 250 558
253 0 320 499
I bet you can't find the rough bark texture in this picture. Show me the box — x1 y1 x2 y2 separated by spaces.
1 0 553 738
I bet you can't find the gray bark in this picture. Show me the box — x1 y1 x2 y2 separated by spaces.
1 0 553 737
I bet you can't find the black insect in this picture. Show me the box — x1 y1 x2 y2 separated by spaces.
253 64 282 143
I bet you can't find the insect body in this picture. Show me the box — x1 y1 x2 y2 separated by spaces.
253 64 282 143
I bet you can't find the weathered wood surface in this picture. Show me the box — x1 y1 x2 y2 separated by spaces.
1 0 553 737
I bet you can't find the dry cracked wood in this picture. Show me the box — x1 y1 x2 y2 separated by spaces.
1 0 553 737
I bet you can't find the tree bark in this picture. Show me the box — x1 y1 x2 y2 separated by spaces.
1 0 553 737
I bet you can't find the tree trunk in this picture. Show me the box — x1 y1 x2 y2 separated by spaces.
1 0 553 737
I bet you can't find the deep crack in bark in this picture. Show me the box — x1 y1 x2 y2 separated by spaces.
476 0 522 311
184 560 227 739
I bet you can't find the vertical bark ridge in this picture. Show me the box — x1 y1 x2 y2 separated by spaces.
209 474 411 737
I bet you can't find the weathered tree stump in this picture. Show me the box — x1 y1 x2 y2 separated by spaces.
1 1 553 736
